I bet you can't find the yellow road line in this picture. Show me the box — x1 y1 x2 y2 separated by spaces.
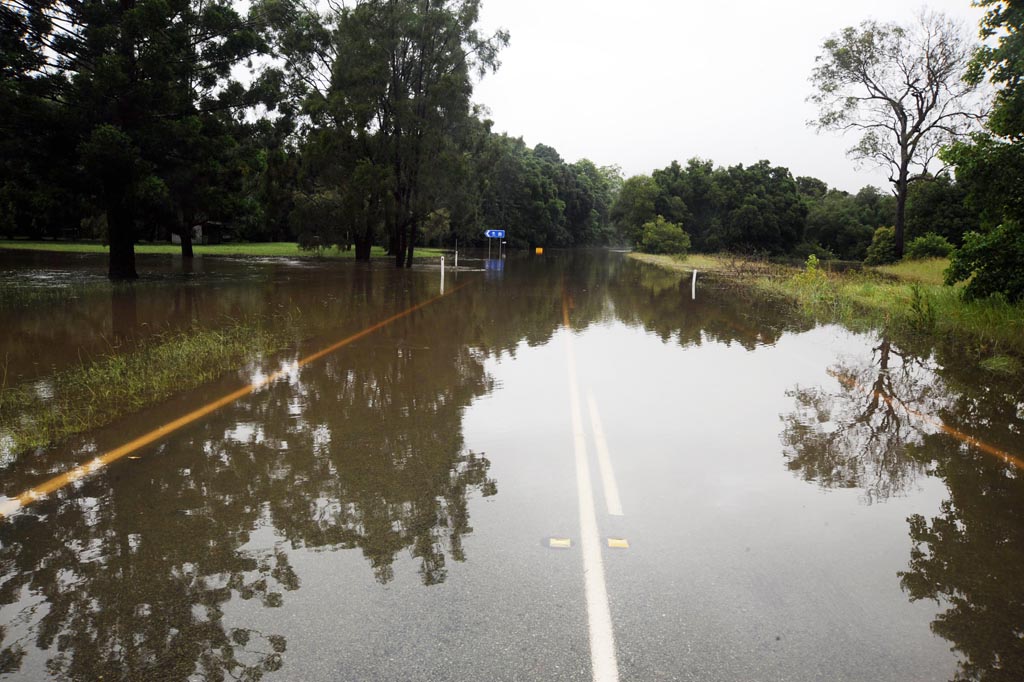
828 368 1024 470
0 282 470 519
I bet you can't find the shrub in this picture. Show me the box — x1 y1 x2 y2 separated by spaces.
792 254 828 288
864 226 898 265
790 254 842 311
945 221 1024 303
640 216 691 255
905 232 954 260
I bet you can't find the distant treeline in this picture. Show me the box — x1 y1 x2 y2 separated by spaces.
0 0 623 277
0 0 988 279
611 159 979 261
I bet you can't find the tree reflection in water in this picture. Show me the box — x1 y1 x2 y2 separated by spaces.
0 472 293 680
0 275 507 679
780 338 945 504
898 368 1024 682
232 318 500 586
781 331 1024 680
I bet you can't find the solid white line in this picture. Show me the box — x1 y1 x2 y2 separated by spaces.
564 329 620 682
587 392 624 517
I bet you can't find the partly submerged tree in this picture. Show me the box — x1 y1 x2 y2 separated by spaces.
281 0 507 267
809 11 984 258
4 0 274 278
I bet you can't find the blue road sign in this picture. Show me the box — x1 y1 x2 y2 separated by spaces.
484 229 506 239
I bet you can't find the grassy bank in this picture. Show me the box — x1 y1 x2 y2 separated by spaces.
0 318 297 462
0 240 444 259
630 252 1024 370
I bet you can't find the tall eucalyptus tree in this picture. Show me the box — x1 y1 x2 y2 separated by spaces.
809 11 984 257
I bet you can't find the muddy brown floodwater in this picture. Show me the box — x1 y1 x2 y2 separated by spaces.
0 249 1021 681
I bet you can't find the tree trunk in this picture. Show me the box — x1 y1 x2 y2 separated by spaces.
395 215 407 268
354 210 373 260
107 200 138 280
894 170 908 259
355 239 372 260
404 221 416 268
108 0 139 281
180 228 194 259
354 222 372 260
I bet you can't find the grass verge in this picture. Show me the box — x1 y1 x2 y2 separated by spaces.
630 252 1024 365
872 258 949 285
0 317 297 463
0 240 444 259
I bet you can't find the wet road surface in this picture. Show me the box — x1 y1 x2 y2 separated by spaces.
0 251 1022 680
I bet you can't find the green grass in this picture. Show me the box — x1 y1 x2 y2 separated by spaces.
0 240 445 259
0 317 298 462
765 264 1023 360
628 252 773 275
872 258 950 285
0 281 113 309
979 355 1023 374
632 251 1024 368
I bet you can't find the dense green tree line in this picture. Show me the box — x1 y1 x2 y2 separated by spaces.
611 157 978 261
0 0 623 278
610 159 807 256
2 0 1020 297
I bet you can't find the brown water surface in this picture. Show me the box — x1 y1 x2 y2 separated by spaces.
0 250 1021 681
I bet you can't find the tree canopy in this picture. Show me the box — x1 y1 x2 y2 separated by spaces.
941 0 1024 302
809 11 983 257
612 158 806 255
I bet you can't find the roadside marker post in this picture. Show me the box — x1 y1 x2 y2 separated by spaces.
692 270 697 300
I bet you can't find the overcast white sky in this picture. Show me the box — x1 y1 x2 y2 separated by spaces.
472 0 985 193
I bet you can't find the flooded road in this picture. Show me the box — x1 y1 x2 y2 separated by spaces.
0 251 1022 680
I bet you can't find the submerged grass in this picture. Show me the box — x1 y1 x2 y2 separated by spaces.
0 281 112 308
0 240 445 259
630 252 1024 366
628 251 777 276
0 317 297 462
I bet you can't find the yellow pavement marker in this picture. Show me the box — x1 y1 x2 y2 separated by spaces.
607 538 629 550
549 537 573 549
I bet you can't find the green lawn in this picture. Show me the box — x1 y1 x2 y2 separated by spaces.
0 240 445 259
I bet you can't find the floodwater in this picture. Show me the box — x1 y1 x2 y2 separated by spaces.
0 250 1021 681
